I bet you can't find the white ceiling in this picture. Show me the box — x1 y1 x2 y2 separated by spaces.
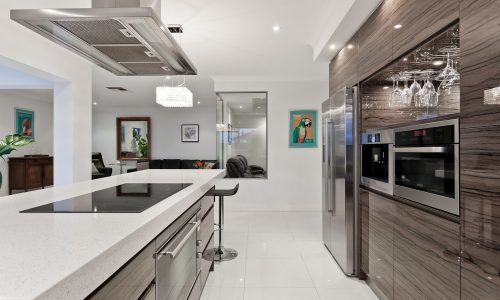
93 0 380 107
164 0 343 81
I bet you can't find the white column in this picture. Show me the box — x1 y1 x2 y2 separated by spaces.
53 75 92 185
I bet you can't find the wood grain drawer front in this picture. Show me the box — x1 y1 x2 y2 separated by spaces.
140 283 155 300
199 206 214 253
363 192 396 300
88 242 155 300
393 203 460 300
187 272 202 300
200 193 214 220
201 234 214 289
26 165 43 188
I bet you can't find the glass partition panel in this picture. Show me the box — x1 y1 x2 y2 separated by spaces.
216 92 268 179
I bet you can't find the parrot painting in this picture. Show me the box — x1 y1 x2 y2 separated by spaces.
293 117 313 144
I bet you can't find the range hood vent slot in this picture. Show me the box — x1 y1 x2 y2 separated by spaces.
11 8 197 76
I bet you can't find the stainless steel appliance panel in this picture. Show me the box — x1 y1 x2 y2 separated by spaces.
393 119 459 215
361 129 394 195
156 214 200 300
322 87 358 276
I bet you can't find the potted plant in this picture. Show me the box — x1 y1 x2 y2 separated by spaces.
0 134 34 189
132 131 148 157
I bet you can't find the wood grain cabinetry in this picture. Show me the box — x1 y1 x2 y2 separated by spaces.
459 0 500 297
8 156 53 195
393 202 460 299
357 0 395 81
460 125 500 298
329 34 358 95
361 189 461 299
360 190 395 300
459 0 500 128
88 242 155 300
391 0 459 59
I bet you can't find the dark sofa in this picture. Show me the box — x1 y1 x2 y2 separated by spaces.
127 159 218 173
226 155 266 178
91 152 113 180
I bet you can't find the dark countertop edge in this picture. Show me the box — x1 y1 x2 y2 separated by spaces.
360 185 460 224
362 113 460 132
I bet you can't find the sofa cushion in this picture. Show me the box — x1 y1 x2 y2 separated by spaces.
162 159 181 169
181 160 218 169
149 159 163 169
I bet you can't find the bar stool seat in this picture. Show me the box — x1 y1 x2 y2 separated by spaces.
203 184 239 262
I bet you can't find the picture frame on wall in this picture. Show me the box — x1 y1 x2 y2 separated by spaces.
289 110 317 148
15 108 35 140
181 124 199 143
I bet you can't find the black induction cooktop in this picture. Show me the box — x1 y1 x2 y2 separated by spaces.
20 183 192 213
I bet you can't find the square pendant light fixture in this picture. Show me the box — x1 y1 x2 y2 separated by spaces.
156 85 193 107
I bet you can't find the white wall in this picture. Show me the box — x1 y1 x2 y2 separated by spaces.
0 90 53 196
92 105 216 174
215 80 328 211
0 0 93 188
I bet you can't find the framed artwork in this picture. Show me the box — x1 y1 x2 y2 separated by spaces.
181 124 199 142
15 108 35 140
289 110 317 148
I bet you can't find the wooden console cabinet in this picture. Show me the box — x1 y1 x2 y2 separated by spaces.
8 156 53 195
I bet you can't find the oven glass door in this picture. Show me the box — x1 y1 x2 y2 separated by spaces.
362 144 389 183
394 146 455 198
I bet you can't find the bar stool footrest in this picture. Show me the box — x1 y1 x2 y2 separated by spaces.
203 247 238 262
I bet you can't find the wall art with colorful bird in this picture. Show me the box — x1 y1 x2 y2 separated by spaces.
289 110 317 148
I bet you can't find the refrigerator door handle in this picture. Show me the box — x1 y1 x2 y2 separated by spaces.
328 120 336 215
328 120 337 216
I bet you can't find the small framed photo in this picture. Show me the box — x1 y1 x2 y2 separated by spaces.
15 108 35 140
181 124 199 142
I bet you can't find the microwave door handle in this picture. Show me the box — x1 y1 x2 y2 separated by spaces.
158 220 201 258
394 146 451 153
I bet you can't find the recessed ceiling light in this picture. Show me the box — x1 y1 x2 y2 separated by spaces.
403 57 408 62
197 101 201 104
329 44 336 50
257 106 261 109
165 76 170 80
93 102 97 105
239 105 243 109
347 44 354 49
273 25 280 32
383 86 389 89
433 61 444 66
394 24 403 29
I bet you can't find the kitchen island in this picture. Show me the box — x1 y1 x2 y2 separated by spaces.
0 169 225 299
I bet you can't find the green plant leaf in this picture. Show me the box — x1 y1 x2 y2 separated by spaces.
0 145 15 158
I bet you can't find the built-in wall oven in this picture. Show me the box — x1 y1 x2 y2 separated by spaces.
361 129 393 195
393 119 459 215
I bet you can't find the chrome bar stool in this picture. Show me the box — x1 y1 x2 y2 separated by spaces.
203 184 240 262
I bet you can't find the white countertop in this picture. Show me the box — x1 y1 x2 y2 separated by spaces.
0 169 225 300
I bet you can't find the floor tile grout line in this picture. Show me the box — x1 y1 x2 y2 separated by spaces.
300 252 324 300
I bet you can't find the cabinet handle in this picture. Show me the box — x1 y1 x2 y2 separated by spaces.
159 221 201 258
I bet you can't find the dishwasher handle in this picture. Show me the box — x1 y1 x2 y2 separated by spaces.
158 220 201 258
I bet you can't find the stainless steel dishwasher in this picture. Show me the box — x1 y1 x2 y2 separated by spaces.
156 209 201 300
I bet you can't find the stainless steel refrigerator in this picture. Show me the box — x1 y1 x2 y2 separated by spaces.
322 87 359 276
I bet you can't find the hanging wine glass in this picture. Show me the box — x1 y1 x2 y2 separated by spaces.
416 80 426 107
422 76 437 107
388 77 396 107
410 77 421 97
401 78 412 107
391 78 403 107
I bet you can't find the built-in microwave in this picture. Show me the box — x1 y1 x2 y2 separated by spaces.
361 129 393 195
393 119 459 215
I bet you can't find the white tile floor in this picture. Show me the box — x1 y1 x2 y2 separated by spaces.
201 211 378 300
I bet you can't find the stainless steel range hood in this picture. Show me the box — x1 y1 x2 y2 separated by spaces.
10 0 197 76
